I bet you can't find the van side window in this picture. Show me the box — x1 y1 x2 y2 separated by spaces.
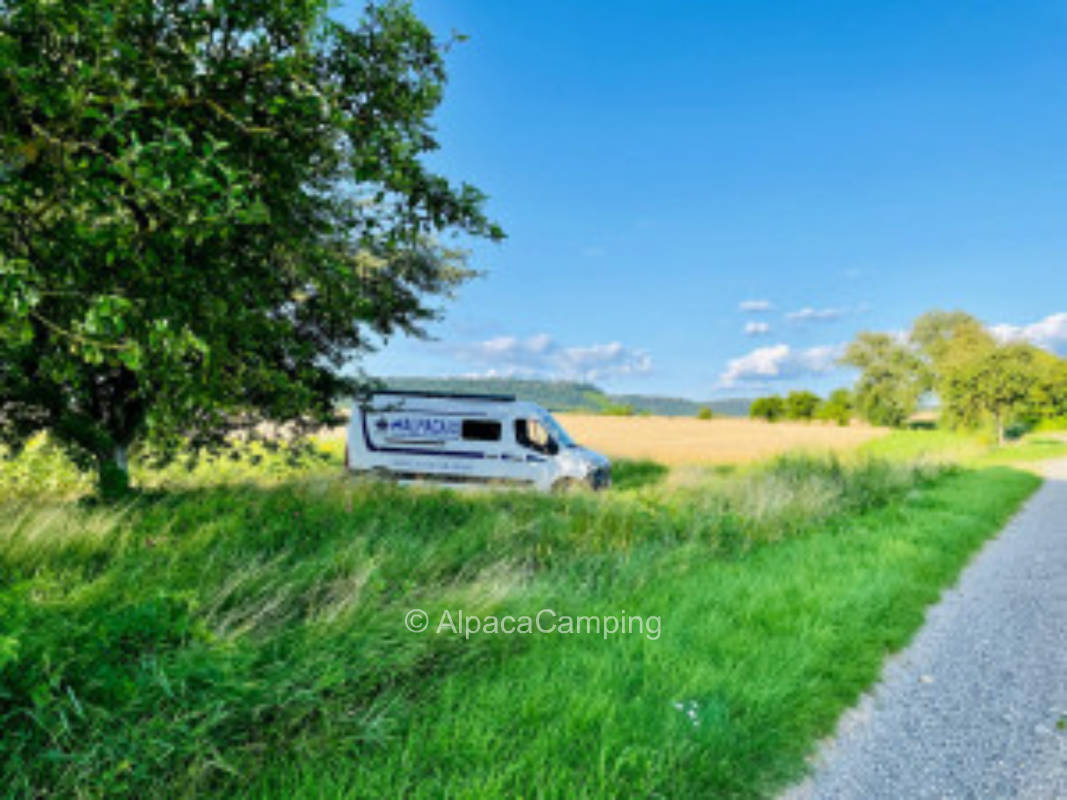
461 419 502 442
514 418 553 453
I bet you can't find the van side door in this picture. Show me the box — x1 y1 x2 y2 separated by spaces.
499 415 556 487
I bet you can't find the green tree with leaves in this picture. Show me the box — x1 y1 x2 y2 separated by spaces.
0 0 502 495
942 343 1043 443
1023 352 1067 425
784 390 821 421
841 333 926 427
750 395 785 422
910 310 993 373
815 388 853 426
909 310 996 426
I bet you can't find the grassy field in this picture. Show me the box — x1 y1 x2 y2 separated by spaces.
554 414 888 466
0 429 1049 798
860 428 1067 466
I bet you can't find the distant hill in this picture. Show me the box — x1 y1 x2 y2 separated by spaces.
372 376 751 417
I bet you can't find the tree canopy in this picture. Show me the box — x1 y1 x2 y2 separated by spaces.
815 388 852 426
842 309 1067 436
840 332 926 428
910 309 993 372
941 342 1044 443
0 0 502 494
750 395 785 422
783 390 821 421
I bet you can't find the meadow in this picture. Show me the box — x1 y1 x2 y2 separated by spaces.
0 420 1061 798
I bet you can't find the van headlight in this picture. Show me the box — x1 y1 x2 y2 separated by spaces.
589 464 611 489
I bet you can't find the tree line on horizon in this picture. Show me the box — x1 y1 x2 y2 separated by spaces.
749 310 1067 442
749 388 853 425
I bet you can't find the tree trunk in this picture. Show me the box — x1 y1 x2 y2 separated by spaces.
995 410 1005 446
96 445 131 499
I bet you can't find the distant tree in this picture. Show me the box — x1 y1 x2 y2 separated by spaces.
910 310 996 427
816 388 853 426
0 0 501 496
1023 354 1067 425
841 333 926 427
784 390 821 421
942 343 1043 444
697 406 714 420
847 309 1067 434
750 395 785 422
602 403 635 416
910 310 994 373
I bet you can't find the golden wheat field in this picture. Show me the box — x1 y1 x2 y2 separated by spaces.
555 414 888 466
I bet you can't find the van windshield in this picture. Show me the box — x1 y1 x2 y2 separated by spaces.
539 412 576 448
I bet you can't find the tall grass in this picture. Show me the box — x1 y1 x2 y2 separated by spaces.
0 435 93 500
0 444 1041 798
0 433 345 501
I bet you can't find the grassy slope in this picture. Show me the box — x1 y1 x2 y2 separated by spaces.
253 467 1037 799
0 444 1041 799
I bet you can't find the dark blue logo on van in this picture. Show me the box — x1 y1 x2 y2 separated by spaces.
385 416 461 440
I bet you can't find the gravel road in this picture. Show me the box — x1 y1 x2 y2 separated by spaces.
782 458 1067 800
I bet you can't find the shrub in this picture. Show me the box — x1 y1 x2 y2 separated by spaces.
784 390 821 421
750 396 784 422
816 388 854 426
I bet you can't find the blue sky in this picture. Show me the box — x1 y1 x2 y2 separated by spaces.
340 0 1067 400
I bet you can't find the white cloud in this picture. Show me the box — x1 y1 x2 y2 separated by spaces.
785 306 848 322
990 312 1067 354
739 299 774 312
446 334 652 382
785 304 870 323
744 321 771 336
525 332 553 354
718 343 844 388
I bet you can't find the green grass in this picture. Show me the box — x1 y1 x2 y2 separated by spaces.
247 465 1036 799
607 458 669 490
971 436 1067 465
0 441 1042 799
1032 415 1067 432
0 436 670 499
860 428 1067 466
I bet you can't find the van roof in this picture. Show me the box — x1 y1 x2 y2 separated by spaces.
369 389 517 403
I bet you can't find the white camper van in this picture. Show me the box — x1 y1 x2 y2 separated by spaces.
345 390 611 491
